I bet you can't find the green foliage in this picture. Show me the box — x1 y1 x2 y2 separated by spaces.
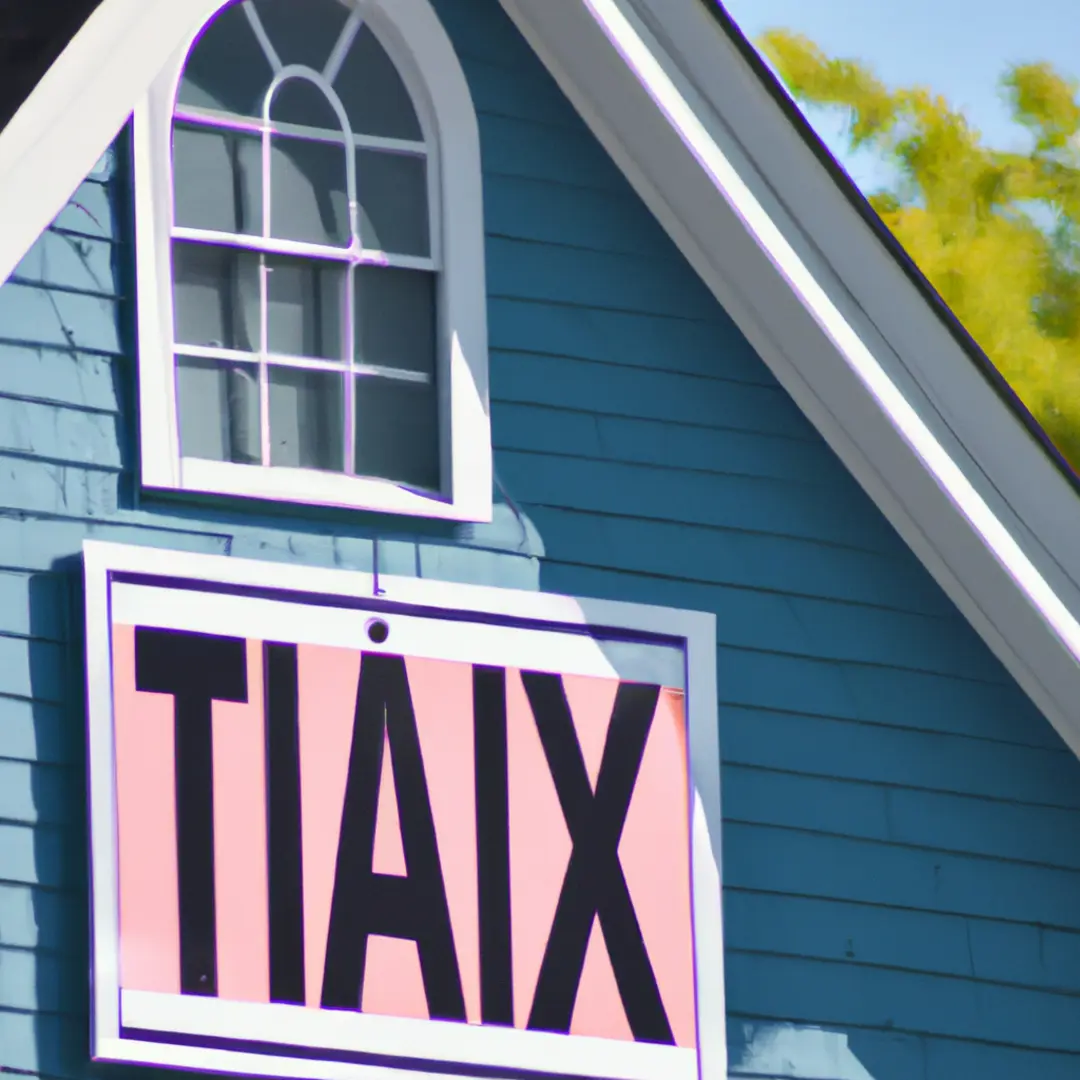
757 29 1080 467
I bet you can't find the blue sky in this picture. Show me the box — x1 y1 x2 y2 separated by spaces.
721 0 1080 192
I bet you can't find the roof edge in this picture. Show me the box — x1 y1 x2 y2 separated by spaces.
0 0 217 289
702 0 1080 499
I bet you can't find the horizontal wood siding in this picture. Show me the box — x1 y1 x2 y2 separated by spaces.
0 3 1078 1079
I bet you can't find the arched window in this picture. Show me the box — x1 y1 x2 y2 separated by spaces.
134 0 490 521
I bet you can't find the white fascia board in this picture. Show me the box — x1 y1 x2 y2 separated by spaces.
499 0 1080 753
0 0 210 287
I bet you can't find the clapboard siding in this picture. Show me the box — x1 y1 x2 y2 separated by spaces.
0 0 1078 1078
525 506 955 615
479 113 627 192
491 353 815 437
724 822 1080 930
485 173 675 258
0 884 83 954
0 344 122 412
493 407 843 482
488 300 772 383
729 950 1080 1054
725 890 1080 995
486 236 725 321
498 452 904 551
721 706 1080 804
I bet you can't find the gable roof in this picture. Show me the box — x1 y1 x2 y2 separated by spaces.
2 0 1080 753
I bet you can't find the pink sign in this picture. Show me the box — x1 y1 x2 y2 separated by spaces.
111 628 696 1049
84 543 723 1080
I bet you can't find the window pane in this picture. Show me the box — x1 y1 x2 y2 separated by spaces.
177 3 271 117
354 267 435 375
270 78 342 131
173 243 260 352
358 151 429 256
266 255 344 360
177 355 262 465
354 377 439 490
173 125 262 235
271 136 350 246
334 25 422 140
269 366 344 471
250 0 347 72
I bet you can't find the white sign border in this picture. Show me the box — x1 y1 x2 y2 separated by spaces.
83 539 727 1080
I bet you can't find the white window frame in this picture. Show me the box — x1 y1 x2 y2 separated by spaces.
134 0 492 523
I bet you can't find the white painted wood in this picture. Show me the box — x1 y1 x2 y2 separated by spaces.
170 227 437 270
0 0 209 290
120 990 698 1080
110 580 688 685
83 539 722 1080
132 0 491 522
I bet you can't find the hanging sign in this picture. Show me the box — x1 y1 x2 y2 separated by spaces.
84 541 724 1080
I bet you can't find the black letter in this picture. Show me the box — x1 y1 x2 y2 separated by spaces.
321 653 466 1021
265 642 305 1005
134 628 247 997
474 665 513 1026
521 673 674 1045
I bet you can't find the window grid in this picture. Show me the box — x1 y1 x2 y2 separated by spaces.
171 227 435 271
174 104 427 155
170 0 439 480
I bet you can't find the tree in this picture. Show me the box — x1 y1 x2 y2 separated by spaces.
757 30 1080 468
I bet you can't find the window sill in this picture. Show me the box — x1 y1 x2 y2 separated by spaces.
160 456 492 523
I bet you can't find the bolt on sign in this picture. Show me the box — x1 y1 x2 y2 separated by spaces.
84 542 726 1080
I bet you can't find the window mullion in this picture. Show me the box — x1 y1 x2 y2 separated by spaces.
259 86 273 470
345 114 360 478
345 263 357 477
324 9 363 85
258 254 271 469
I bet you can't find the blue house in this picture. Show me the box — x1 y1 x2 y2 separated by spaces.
2 1 1080 1079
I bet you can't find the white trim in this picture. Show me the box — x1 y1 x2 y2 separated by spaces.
172 227 437 270
577 1 1080 651
242 1 284 74
0 0 209 290
85 534 120 1056
177 456 490 521
174 104 429 154
134 0 491 523
324 9 365 85
85 538 717 639
177 345 434 383
110 580 688 685
83 539 724 1080
120 991 697 1080
496 0 1080 754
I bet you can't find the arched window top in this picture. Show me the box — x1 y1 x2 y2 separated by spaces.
177 0 423 141
135 0 490 522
